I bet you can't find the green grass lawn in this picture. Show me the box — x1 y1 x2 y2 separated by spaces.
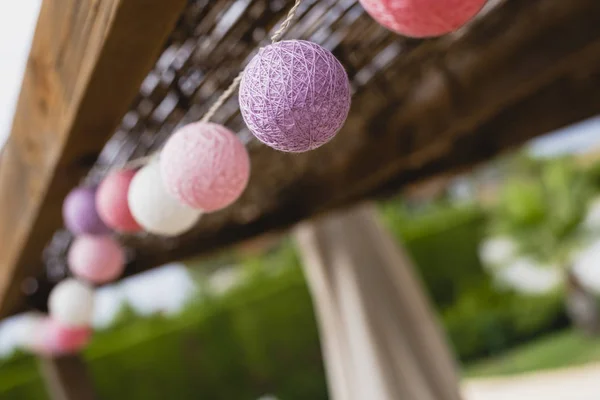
464 329 600 378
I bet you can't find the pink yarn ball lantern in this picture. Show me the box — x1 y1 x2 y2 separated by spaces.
239 40 351 153
359 0 486 37
68 235 125 284
160 122 250 212
97 169 142 233
36 318 92 355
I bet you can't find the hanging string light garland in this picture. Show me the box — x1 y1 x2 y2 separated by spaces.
23 0 487 356
31 3 318 356
157 0 311 209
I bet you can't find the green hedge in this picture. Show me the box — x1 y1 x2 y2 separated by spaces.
381 201 568 361
0 356 46 400
0 203 568 398
381 203 487 309
0 265 327 400
89 267 326 400
443 283 566 361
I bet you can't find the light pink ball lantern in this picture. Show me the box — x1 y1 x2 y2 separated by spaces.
68 235 125 284
160 122 250 212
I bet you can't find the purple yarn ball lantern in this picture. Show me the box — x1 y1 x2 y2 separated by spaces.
239 40 351 153
62 186 110 235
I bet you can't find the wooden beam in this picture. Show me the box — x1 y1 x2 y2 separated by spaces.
38 355 95 400
294 204 461 400
0 0 186 315
118 0 600 275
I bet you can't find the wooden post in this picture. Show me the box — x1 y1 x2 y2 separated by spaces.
294 204 462 400
0 0 186 317
38 355 96 400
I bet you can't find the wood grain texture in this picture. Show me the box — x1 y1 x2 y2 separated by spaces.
38 355 96 400
0 0 186 316
120 0 600 274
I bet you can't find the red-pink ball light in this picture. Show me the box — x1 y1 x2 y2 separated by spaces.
97 169 142 233
35 318 92 355
160 122 250 212
68 235 125 284
359 0 486 37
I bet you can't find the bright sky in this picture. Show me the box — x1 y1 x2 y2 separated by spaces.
528 116 600 158
0 1 40 144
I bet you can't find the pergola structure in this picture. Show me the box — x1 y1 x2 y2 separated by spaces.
1 0 600 398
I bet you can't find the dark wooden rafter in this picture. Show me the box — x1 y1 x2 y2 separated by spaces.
2 0 600 318
0 0 187 317
123 0 600 272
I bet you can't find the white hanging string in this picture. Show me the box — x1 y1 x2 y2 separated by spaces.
200 72 244 123
200 0 302 124
270 0 302 43
113 0 303 172
45 2 308 353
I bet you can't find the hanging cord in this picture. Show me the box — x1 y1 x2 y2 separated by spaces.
200 0 302 123
200 72 244 123
119 153 157 170
114 0 302 171
270 0 302 43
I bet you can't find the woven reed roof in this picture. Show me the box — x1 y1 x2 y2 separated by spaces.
21 0 600 311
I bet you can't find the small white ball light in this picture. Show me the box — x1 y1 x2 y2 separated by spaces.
128 160 202 236
13 312 46 352
48 279 95 328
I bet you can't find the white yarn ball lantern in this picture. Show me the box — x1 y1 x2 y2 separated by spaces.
14 312 45 351
128 160 202 236
48 279 95 328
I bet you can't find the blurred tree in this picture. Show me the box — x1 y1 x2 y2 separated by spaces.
481 155 600 335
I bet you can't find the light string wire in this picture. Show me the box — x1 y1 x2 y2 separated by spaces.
114 0 303 171
201 0 302 123
39 1 305 348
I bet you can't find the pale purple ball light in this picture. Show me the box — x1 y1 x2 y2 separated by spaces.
239 40 351 153
63 186 110 235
